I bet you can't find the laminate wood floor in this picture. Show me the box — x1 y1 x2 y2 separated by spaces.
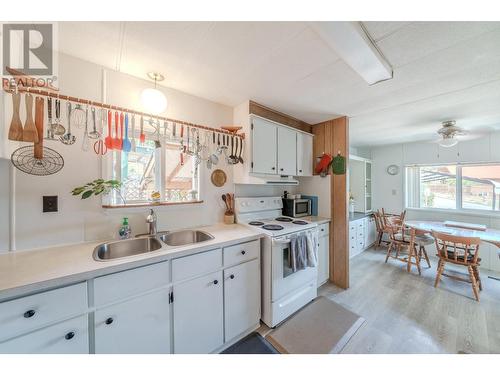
258 248 500 354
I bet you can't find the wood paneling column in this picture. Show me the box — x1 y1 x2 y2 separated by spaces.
313 116 349 289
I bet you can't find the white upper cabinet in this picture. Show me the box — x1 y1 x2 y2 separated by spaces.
248 115 313 177
251 117 277 174
297 132 313 176
277 126 297 175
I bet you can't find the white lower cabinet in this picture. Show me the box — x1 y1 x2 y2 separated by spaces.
0 315 89 354
173 271 224 353
94 289 171 354
317 223 330 285
224 259 260 342
349 216 376 258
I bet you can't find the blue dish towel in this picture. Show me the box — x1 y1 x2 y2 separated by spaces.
302 195 318 216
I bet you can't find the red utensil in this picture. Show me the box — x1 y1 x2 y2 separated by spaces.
118 112 124 150
315 153 332 174
112 111 120 150
139 116 145 143
105 110 113 150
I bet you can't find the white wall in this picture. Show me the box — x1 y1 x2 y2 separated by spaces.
371 136 500 272
297 175 331 218
1 53 233 251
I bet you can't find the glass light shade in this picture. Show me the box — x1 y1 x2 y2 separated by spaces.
439 137 458 148
141 88 167 115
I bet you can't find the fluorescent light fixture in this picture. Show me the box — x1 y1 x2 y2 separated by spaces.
309 22 393 85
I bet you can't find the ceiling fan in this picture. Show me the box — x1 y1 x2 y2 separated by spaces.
436 120 468 148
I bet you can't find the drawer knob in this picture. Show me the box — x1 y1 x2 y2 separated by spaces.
213 279 219 285
241 250 246 255
321 228 325 232
230 274 235 279
65 331 75 340
105 317 114 325
271 167 276 170
23 309 36 318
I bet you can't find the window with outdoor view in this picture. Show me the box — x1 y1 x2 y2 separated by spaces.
108 120 199 206
406 164 500 212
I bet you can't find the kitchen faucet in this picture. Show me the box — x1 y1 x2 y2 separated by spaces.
146 209 158 235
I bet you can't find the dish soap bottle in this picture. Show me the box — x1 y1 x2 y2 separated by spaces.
119 217 131 239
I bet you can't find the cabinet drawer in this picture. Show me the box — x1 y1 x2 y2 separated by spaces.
94 261 169 306
0 282 87 342
0 315 89 354
357 222 364 230
318 223 329 236
223 240 259 267
172 248 222 282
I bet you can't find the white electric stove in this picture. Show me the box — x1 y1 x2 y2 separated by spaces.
235 197 319 328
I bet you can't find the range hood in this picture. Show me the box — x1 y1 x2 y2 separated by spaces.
234 174 299 186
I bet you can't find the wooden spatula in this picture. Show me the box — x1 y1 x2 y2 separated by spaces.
22 93 38 142
8 92 23 141
34 97 45 159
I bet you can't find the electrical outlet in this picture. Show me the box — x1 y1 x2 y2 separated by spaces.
43 196 58 213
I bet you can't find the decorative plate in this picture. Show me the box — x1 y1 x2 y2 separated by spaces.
211 169 227 187
387 164 400 176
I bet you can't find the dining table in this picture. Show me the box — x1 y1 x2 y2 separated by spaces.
405 220 500 281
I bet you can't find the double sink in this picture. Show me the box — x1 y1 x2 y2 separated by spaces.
94 230 214 261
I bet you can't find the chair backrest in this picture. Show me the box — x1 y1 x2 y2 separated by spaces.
373 211 382 232
431 230 481 265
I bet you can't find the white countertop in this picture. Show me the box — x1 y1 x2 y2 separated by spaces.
0 223 263 301
301 216 331 224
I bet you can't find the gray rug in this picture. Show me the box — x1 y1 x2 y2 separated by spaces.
266 296 365 354
221 332 279 354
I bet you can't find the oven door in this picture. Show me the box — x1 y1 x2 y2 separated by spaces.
294 199 311 217
271 234 317 301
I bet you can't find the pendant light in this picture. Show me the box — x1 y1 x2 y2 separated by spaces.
141 72 167 115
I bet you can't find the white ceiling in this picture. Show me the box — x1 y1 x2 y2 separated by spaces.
57 21 500 147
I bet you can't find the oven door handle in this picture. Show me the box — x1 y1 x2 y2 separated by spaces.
272 239 291 245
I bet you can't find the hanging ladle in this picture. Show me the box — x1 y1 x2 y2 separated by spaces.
60 102 76 145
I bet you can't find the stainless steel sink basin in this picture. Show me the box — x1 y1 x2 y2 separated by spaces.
159 230 214 247
93 237 163 261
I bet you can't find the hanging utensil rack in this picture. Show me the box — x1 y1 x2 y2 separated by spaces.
3 85 245 140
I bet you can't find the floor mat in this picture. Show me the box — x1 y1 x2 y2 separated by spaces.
221 332 279 354
266 296 365 354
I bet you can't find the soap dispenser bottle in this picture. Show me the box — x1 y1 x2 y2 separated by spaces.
119 217 131 239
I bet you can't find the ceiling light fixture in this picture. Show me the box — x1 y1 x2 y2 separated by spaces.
309 22 393 85
438 135 459 148
141 72 167 115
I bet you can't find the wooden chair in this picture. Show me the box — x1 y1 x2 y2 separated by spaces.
385 225 423 275
432 231 482 301
413 228 432 269
373 210 391 248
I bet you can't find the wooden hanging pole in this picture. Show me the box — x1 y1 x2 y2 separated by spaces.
3 69 244 139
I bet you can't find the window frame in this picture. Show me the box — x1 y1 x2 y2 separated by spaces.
404 162 500 215
102 136 201 208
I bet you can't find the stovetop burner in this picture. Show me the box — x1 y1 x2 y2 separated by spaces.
248 221 264 226
262 224 284 231
275 217 293 222
292 220 308 225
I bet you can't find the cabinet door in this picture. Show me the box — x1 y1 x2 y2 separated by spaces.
251 117 277 174
0 315 88 354
94 289 171 354
364 217 377 247
297 133 313 176
173 271 223 353
224 260 260 342
317 234 329 285
277 126 297 175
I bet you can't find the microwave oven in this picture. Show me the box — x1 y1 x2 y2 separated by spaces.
282 198 311 218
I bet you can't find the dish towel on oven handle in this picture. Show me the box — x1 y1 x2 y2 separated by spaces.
306 231 318 267
290 235 307 272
